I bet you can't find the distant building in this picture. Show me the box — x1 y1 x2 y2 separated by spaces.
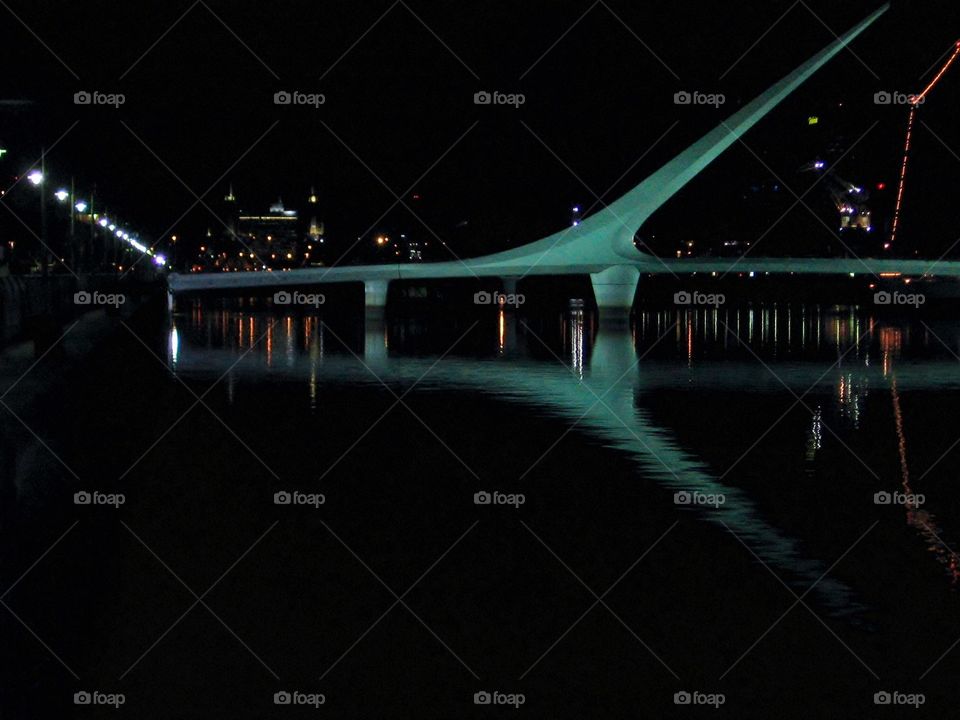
235 198 300 270
190 187 327 272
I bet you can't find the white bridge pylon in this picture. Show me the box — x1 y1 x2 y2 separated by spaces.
168 4 944 313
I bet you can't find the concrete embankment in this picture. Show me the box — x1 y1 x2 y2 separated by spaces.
0 285 157 527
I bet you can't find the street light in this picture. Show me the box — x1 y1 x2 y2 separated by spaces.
75 200 88 212
98 218 108 227
27 169 43 185
54 189 69 202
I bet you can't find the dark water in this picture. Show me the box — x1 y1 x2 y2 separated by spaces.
5 299 960 717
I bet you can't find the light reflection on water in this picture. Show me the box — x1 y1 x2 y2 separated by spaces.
168 302 960 618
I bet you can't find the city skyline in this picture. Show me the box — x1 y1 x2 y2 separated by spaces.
1 0 959 272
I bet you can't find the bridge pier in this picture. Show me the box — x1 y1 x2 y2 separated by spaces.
364 279 388 321
499 276 522 314
590 265 639 323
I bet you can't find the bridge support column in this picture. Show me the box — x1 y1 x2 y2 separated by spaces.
364 280 388 321
501 277 521 312
590 265 639 324
364 280 388 360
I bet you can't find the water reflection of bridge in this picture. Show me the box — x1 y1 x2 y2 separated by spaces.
167 303 960 618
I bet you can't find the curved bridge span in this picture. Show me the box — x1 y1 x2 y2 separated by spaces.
168 5 960 313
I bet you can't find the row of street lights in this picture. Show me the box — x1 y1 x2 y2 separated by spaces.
20 160 166 272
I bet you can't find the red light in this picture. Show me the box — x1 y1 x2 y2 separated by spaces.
876 182 886 190
412 194 421 200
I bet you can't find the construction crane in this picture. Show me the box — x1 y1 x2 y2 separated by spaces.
887 40 960 250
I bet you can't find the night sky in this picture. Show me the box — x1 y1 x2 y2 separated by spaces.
1 0 958 264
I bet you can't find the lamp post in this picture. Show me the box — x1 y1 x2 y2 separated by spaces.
35 149 48 275
55 178 78 269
